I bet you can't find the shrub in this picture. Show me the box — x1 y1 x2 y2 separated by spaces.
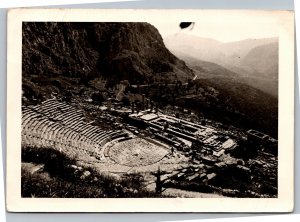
21 145 165 198
22 146 75 179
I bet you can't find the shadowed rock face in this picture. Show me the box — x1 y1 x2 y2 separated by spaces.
22 22 194 84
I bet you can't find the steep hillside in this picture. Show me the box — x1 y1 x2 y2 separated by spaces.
22 22 194 85
186 78 278 137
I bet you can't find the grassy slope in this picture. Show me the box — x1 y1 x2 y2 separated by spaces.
21 146 165 198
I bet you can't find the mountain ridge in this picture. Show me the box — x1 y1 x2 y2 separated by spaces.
22 22 194 85
164 33 278 76
164 33 278 97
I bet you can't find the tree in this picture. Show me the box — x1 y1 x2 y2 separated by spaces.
122 97 130 106
63 91 72 103
91 92 104 104
155 167 162 194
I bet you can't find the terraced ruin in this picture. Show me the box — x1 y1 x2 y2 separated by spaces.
21 95 278 198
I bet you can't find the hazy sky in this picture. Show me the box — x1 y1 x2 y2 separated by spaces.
150 12 279 42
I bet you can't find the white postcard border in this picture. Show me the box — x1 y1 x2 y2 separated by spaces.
6 9 295 212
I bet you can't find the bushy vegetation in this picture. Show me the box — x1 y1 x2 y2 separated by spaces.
21 146 164 198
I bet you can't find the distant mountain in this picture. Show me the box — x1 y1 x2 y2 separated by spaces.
22 22 194 85
164 34 225 66
164 34 278 97
171 51 239 79
241 42 278 80
164 33 278 70
221 38 278 60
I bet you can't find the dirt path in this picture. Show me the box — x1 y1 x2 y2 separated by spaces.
145 183 224 198
163 188 224 198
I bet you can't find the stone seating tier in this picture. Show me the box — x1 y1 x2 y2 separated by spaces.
22 99 129 158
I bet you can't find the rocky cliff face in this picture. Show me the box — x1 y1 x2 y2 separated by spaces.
22 22 193 84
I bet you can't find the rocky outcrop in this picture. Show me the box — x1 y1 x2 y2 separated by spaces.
22 22 194 84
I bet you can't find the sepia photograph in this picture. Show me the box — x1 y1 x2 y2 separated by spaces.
6 9 294 212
